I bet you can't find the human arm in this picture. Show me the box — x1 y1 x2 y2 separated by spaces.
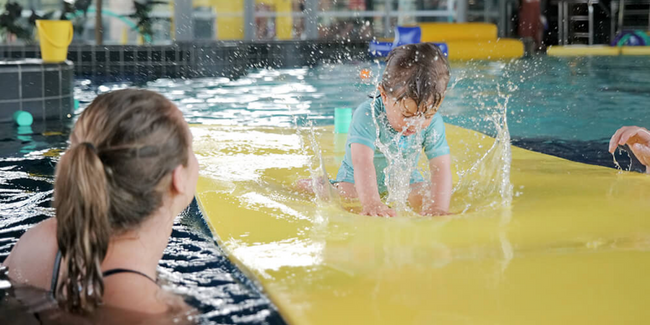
420 114 452 215
351 143 396 217
420 154 452 216
608 126 650 173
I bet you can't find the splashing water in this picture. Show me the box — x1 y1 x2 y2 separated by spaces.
380 118 428 213
295 61 514 215
611 146 633 173
367 74 415 213
451 82 514 213
360 60 423 212
612 150 623 172
369 69 514 214
296 118 336 202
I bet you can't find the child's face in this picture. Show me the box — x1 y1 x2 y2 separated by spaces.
380 86 442 136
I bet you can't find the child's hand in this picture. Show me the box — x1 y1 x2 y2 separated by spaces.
351 143 395 217
361 201 396 217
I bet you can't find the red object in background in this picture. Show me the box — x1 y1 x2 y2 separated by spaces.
349 0 366 10
518 0 542 48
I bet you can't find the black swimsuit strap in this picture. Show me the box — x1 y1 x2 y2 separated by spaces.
50 250 157 299
50 250 62 297
102 268 157 284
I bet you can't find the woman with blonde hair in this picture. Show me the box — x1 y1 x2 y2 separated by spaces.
3 89 199 315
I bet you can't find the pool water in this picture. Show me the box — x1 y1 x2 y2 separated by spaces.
2 55 650 323
130 55 650 140
0 124 286 324
89 55 650 167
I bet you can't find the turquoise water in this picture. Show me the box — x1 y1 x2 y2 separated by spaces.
94 55 646 170
446 56 650 141
76 56 650 143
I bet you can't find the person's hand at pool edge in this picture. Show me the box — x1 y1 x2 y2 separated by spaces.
609 126 650 174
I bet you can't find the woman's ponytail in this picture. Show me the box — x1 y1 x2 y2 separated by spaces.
50 89 190 314
53 142 110 314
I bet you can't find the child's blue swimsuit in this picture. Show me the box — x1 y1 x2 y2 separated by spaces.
334 98 450 194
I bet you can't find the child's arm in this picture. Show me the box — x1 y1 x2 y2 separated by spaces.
351 143 396 217
421 154 452 216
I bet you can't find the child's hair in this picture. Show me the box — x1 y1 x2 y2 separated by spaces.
381 43 450 116
53 89 190 314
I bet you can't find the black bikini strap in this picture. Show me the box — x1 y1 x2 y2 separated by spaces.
102 268 157 284
50 251 156 300
50 250 62 297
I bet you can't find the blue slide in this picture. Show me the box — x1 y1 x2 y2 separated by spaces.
369 26 448 57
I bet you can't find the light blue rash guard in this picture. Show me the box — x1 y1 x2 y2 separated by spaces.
335 97 450 193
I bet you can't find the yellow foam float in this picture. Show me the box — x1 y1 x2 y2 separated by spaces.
621 46 650 55
420 23 524 60
446 39 524 61
547 45 621 57
194 124 650 325
548 45 650 57
420 22 498 42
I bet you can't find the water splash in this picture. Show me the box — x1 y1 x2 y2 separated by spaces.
363 64 514 214
612 150 623 172
612 146 632 173
380 118 427 213
365 61 422 213
452 82 514 213
296 118 335 202
292 61 514 215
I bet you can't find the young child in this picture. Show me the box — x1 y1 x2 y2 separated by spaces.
301 43 452 217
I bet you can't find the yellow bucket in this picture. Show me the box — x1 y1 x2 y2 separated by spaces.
35 20 73 63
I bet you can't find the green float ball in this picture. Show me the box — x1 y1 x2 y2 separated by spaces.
334 107 352 134
12 111 33 127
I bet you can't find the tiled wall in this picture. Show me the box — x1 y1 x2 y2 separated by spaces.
0 61 74 123
0 41 371 82
0 41 370 122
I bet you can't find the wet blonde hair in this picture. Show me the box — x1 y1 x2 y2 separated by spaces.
54 89 189 313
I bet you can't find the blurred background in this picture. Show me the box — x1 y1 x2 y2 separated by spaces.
0 0 618 46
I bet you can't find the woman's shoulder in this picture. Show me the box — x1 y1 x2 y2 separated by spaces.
102 275 169 313
4 218 58 289
15 218 58 249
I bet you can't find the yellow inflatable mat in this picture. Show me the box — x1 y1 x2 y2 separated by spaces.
420 22 498 43
447 39 524 61
547 45 621 56
548 45 650 56
621 46 650 55
194 124 650 325
419 23 524 60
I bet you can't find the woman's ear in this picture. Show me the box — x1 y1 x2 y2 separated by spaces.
171 165 187 195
